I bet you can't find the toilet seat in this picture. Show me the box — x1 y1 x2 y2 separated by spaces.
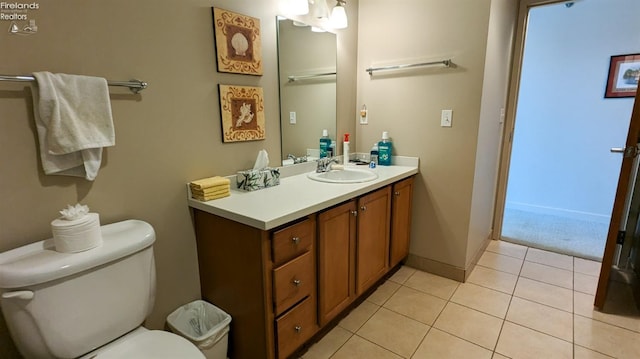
90 330 204 359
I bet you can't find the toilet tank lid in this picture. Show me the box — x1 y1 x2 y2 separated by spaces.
0 220 156 289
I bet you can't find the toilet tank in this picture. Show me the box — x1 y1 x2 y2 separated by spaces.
0 220 157 359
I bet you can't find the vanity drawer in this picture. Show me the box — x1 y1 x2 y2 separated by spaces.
276 295 317 359
273 250 314 315
272 218 314 265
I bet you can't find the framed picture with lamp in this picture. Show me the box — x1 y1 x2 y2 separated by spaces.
605 53 640 98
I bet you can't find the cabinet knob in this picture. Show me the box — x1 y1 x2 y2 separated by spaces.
295 325 302 333
292 279 301 286
360 205 367 211
291 236 300 244
350 210 358 217
394 191 400 196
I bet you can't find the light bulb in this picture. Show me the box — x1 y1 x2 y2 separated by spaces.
330 1 347 29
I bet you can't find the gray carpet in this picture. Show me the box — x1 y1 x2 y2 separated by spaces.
501 208 607 261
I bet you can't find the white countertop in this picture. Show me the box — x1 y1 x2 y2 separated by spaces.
188 156 419 230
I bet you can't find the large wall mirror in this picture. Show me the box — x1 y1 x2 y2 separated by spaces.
277 16 337 165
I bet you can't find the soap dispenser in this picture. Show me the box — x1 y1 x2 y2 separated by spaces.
319 129 331 158
378 131 392 166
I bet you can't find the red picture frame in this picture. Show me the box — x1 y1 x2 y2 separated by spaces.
605 53 640 98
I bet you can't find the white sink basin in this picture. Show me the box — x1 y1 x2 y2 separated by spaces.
307 168 378 183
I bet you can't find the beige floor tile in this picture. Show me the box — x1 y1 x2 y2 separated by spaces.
506 296 573 342
466 265 518 294
514 277 573 312
525 248 573 271
383 286 447 326
574 272 598 295
574 257 602 276
520 260 573 289
574 345 615 359
404 270 459 300
574 315 640 359
450 282 511 318
411 328 492 359
495 322 572 359
367 280 401 306
302 326 352 359
486 240 528 259
574 291 640 333
338 300 379 333
331 335 403 359
433 302 503 350
492 354 510 359
356 307 429 358
477 251 524 275
388 265 416 284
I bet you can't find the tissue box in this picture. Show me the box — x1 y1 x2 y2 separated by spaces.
236 168 280 191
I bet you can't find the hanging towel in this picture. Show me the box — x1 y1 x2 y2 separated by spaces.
31 72 115 181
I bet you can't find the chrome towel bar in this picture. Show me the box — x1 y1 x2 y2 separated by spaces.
365 59 453 75
0 74 148 93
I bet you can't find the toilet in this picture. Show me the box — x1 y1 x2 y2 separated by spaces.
0 219 204 359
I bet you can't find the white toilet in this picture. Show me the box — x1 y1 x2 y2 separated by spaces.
0 219 204 359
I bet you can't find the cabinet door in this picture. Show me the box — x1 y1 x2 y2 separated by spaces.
317 200 357 326
390 177 414 267
356 186 391 295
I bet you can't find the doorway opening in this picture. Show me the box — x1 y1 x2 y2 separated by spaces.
499 0 638 261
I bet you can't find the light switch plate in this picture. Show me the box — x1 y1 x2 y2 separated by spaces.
289 112 296 124
441 109 452 127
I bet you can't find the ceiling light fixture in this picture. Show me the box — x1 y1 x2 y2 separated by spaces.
330 0 348 29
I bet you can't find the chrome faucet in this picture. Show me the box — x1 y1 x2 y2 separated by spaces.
287 154 308 164
316 157 339 173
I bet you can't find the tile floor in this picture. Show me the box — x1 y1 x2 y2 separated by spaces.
301 240 640 359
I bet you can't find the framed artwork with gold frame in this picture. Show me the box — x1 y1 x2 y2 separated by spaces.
219 85 265 142
212 7 263 76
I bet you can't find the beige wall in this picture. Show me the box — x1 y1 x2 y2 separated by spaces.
356 0 516 276
466 0 518 268
0 0 358 356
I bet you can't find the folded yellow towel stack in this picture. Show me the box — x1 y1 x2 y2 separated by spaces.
190 176 231 201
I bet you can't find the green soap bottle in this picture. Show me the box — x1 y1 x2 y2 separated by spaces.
377 131 392 166
319 129 331 158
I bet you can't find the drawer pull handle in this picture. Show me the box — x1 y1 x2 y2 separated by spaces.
394 191 400 196
295 325 302 333
291 236 300 244
360 205 367 211
350 210 358 217
292 279 301 286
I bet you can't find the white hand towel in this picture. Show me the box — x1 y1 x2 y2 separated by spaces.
31 72 115 180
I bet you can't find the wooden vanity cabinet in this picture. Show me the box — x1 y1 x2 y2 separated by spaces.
317 200 357 326
193 210 318 359
193 176 414 358
390 176 414 267
317 186 391 325
356 186 391 294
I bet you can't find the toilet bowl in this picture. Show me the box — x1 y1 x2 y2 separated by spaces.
0 220 204 359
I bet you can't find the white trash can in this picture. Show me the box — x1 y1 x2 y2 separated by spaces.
167 300 231 359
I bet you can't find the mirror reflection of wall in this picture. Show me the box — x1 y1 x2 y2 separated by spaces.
277 17 337 165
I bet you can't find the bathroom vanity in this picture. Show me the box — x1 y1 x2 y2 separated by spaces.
188 158 418 359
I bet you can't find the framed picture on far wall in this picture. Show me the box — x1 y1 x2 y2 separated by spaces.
605 53 640 98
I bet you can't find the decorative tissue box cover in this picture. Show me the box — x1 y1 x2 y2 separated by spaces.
236 168 280 191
